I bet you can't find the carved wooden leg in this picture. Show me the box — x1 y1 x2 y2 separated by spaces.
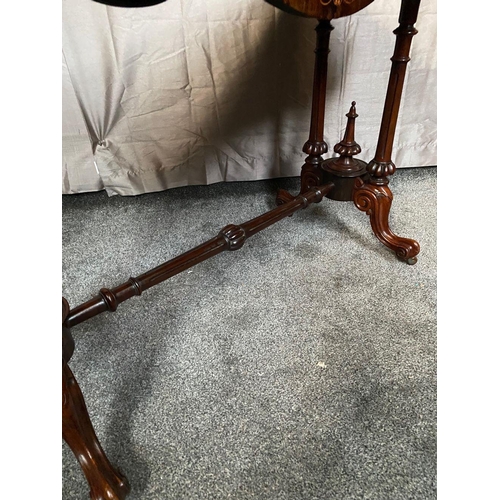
352 0 421 264
353 177 419 264
63 361 130 500
277 19 332 206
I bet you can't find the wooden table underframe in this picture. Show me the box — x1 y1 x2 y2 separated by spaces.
63 1 422 497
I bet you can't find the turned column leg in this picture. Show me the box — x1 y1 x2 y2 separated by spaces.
353 0 421 264
277 19 332 205
63 299 130 500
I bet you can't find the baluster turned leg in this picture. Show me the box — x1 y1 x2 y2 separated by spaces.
63 298 130 500
277 19 332 205
353 0 421 264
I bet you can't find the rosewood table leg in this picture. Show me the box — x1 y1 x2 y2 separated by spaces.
277 19 332 205
63 363 130 500
353 0 421 264
353 178 419 264
63 299 130 500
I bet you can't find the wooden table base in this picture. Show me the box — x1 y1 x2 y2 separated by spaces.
278 0 421 265
63 1 423 497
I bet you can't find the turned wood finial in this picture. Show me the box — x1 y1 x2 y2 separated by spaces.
322 101 365 178
320 101 367 201
333 101 361 160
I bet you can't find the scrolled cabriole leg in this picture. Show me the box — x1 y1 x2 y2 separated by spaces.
63 363 131 500
353 177 419 264
63 298 130 500
353 0 422 264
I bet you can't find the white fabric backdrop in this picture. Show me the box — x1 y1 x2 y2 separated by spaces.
62 0 436 196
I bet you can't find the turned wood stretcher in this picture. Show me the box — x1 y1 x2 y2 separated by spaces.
63 0 423 498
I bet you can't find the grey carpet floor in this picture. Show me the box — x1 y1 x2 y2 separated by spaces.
62 167 437 500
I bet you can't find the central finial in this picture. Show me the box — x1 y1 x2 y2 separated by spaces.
320 101 367 201
334 102 361 157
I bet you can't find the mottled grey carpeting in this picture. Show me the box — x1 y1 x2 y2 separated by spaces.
62 167 436 500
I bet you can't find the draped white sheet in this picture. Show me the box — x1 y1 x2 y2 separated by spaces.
62 0 436 196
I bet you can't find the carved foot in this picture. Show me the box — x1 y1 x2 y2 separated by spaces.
353 177 420 264
63 362 130 500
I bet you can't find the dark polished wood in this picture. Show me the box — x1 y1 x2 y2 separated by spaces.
364 0 421 184
63 299 130 500
299 19 332 194
353 0 421 263
64 183 333 328
63 297 75 363
94 0 375 19
264 0 375 20
321 101 367 201
63 361 131 500
67 183 334 329
277 19 332 205
63 183 333 498
92 0 167 6
278 1 421 262
64 0 428 496
353 177 419 264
